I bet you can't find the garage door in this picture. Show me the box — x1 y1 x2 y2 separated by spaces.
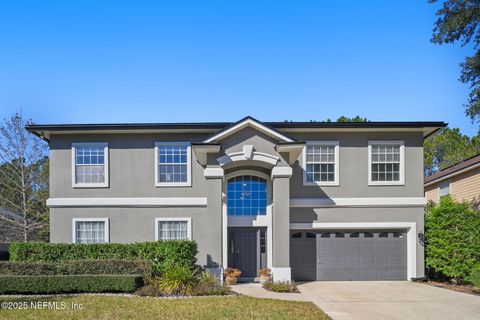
290 230 407 281
290 231 316 281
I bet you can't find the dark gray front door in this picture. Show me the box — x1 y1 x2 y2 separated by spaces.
228 228 258 278
317 230 408 281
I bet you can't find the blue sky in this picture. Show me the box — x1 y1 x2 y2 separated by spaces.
0 0 478 136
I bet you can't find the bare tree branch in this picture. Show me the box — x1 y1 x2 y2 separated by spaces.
0 112 49 241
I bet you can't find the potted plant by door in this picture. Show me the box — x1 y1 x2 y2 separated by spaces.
258 268 272 285
224 268 241 285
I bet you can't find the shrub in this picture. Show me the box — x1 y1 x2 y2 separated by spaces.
192 271 229 296
192 283 230 296
157 265 197 296
8 241 198 274
425 197 480 281
198 270 218 285
0 275 143 294
0 259 152 276
263 280 298 293
467 265 480 289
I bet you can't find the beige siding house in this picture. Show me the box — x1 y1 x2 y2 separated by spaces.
424 154 480 207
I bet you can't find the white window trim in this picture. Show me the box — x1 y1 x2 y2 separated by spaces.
154 142 192 187
302 141 340 186
439 180 451 198
71 142 109 188
72 218 109 244
154 217 192 241
368 140 405 186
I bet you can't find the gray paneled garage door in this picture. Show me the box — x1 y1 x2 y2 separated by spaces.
290 230 407 281
290 231 317 281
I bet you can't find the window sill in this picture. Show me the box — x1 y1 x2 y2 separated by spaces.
72 183 109 188
368 181 405 186
303 181 340 187
155 182 192 187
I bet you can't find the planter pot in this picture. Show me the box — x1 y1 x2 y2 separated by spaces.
225 276 238 285
259 277 271 285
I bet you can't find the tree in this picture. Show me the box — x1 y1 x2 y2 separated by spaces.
336 115 369 122
424 127 480 175
430 0 480 123
0 112 49 241
323 115 369 122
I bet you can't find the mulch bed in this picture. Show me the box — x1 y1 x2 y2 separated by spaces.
425 280 480 296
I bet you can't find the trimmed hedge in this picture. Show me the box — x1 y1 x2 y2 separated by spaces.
425 197 480 281
0 275 143 294
8 241 198 274
0 259 152 276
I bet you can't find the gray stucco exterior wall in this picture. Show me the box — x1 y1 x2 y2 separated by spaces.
48 130 424 199
290 132 424 198
50 206 222 267
49 133 209 198
46 123 428 279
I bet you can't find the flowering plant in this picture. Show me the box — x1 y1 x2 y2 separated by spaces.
224 267 241 278
259 268 271 278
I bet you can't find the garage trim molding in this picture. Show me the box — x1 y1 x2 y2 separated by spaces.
290 222 417 280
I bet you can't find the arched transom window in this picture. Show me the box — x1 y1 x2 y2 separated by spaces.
227 175 267 216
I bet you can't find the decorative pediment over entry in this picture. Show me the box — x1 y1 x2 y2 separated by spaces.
203 116 295 143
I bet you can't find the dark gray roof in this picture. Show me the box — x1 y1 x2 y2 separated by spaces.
26 116 447 142
425 153 480 185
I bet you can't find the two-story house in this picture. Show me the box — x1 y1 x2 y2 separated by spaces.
27 117 446 282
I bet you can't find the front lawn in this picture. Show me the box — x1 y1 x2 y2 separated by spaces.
0 295 329 320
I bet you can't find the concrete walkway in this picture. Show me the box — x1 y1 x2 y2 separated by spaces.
297 281 480 320
231 283 309 302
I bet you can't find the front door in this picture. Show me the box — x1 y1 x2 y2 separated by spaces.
228 227 258 278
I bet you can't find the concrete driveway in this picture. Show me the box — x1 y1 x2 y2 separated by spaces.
297 281 480 320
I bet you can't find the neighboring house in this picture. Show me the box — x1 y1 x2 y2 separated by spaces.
27 117 445 282
0 208 23 242
424 154 480 208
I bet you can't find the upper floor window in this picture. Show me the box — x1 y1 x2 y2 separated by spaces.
155 218 191 241
72 143 109 188
227 175 267 216
155 142 191 187
303 141 339 186
439 180 450 199
73 218 109 243
368 141 404 185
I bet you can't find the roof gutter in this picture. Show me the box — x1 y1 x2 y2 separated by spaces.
25 126 50 143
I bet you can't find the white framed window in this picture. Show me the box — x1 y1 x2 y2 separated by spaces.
72 218 109 244
72 142 109 188
302 141 340 186
368 140 405 185
439 180 450 199
155 142 192 187
155 218 192 241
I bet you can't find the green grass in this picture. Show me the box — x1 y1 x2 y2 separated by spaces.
0 295 329 320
